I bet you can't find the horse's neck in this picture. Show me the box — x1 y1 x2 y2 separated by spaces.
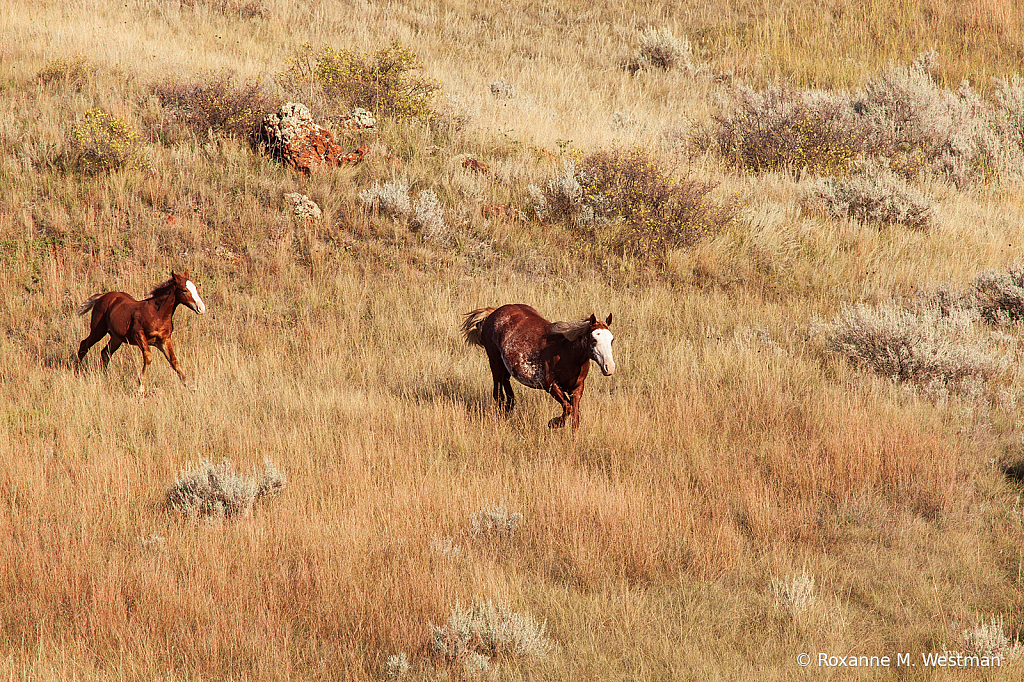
558 335 590 365
149 291 178 319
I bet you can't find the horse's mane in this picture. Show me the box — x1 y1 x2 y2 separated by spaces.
146 277 178 300
550 319 591 342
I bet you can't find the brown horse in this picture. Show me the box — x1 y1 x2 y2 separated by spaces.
461 304 615 430
77 271 206 393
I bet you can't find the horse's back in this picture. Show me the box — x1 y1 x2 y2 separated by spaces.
82 291 138 335
485 304 549 344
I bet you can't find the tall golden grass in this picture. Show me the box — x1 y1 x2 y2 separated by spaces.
3 0 1024 680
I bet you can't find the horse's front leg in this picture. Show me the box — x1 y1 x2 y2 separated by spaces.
569 385 584 431
547 384 573 429
156 337 189 387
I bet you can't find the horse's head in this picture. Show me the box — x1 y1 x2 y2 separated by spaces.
587 313 615 376
172 270 206 315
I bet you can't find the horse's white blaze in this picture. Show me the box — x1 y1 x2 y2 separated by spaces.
185 280 206 314
591 329 615 375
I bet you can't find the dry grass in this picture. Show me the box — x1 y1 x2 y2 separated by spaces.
3 0 1024 680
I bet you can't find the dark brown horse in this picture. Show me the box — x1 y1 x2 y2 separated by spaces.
462 304 615 430
77 271 206 393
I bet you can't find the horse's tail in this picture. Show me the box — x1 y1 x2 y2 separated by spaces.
461 308 495 347
76 294 103 317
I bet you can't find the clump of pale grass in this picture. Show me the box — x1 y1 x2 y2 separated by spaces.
384 652 410 679
430 601 557 669
411 188 448 243
947 616 1023 661
810 160 934 229
969 265 1024 323
429 534 463 560
360 180 448 242
139 534 165 548
167 457 287 521
771 571 817 617
360 178 412 220
489 77 516 99
628 28 702 75
819 302 1001 397
469 503 523 541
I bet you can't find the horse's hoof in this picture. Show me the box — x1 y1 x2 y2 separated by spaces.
548 417 566 428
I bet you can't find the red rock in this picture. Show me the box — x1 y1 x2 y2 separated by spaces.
462 157 489 174
259 103 366 175
481 202 518 220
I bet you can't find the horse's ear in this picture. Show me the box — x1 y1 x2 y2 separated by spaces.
182 269 191 280
588 313 598 325
606 313 612 326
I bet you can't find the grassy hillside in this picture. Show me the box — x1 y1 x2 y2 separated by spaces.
3 0 1024 680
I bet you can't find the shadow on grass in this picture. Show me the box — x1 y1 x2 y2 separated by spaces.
405 377 493 413
1001 459 1024 483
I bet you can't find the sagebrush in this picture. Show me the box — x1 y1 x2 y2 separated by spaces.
167 457 287 520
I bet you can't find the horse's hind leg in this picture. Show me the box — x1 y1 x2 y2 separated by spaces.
499 376 515 412
484 347 514 413
134 334 153 394
491 372 514 413
77 327 107 363
101 336 124 367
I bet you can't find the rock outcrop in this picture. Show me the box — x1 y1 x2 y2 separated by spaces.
258 103 366 175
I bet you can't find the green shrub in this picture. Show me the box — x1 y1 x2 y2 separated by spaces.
707 53 1024 185
278 42 438 121
36 55 96 92
853 53 1015 186
810 160 934 229
535 147 735 256
819 302 1001 398
150 69 276 142
707 85 867 176
67 109 147 173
